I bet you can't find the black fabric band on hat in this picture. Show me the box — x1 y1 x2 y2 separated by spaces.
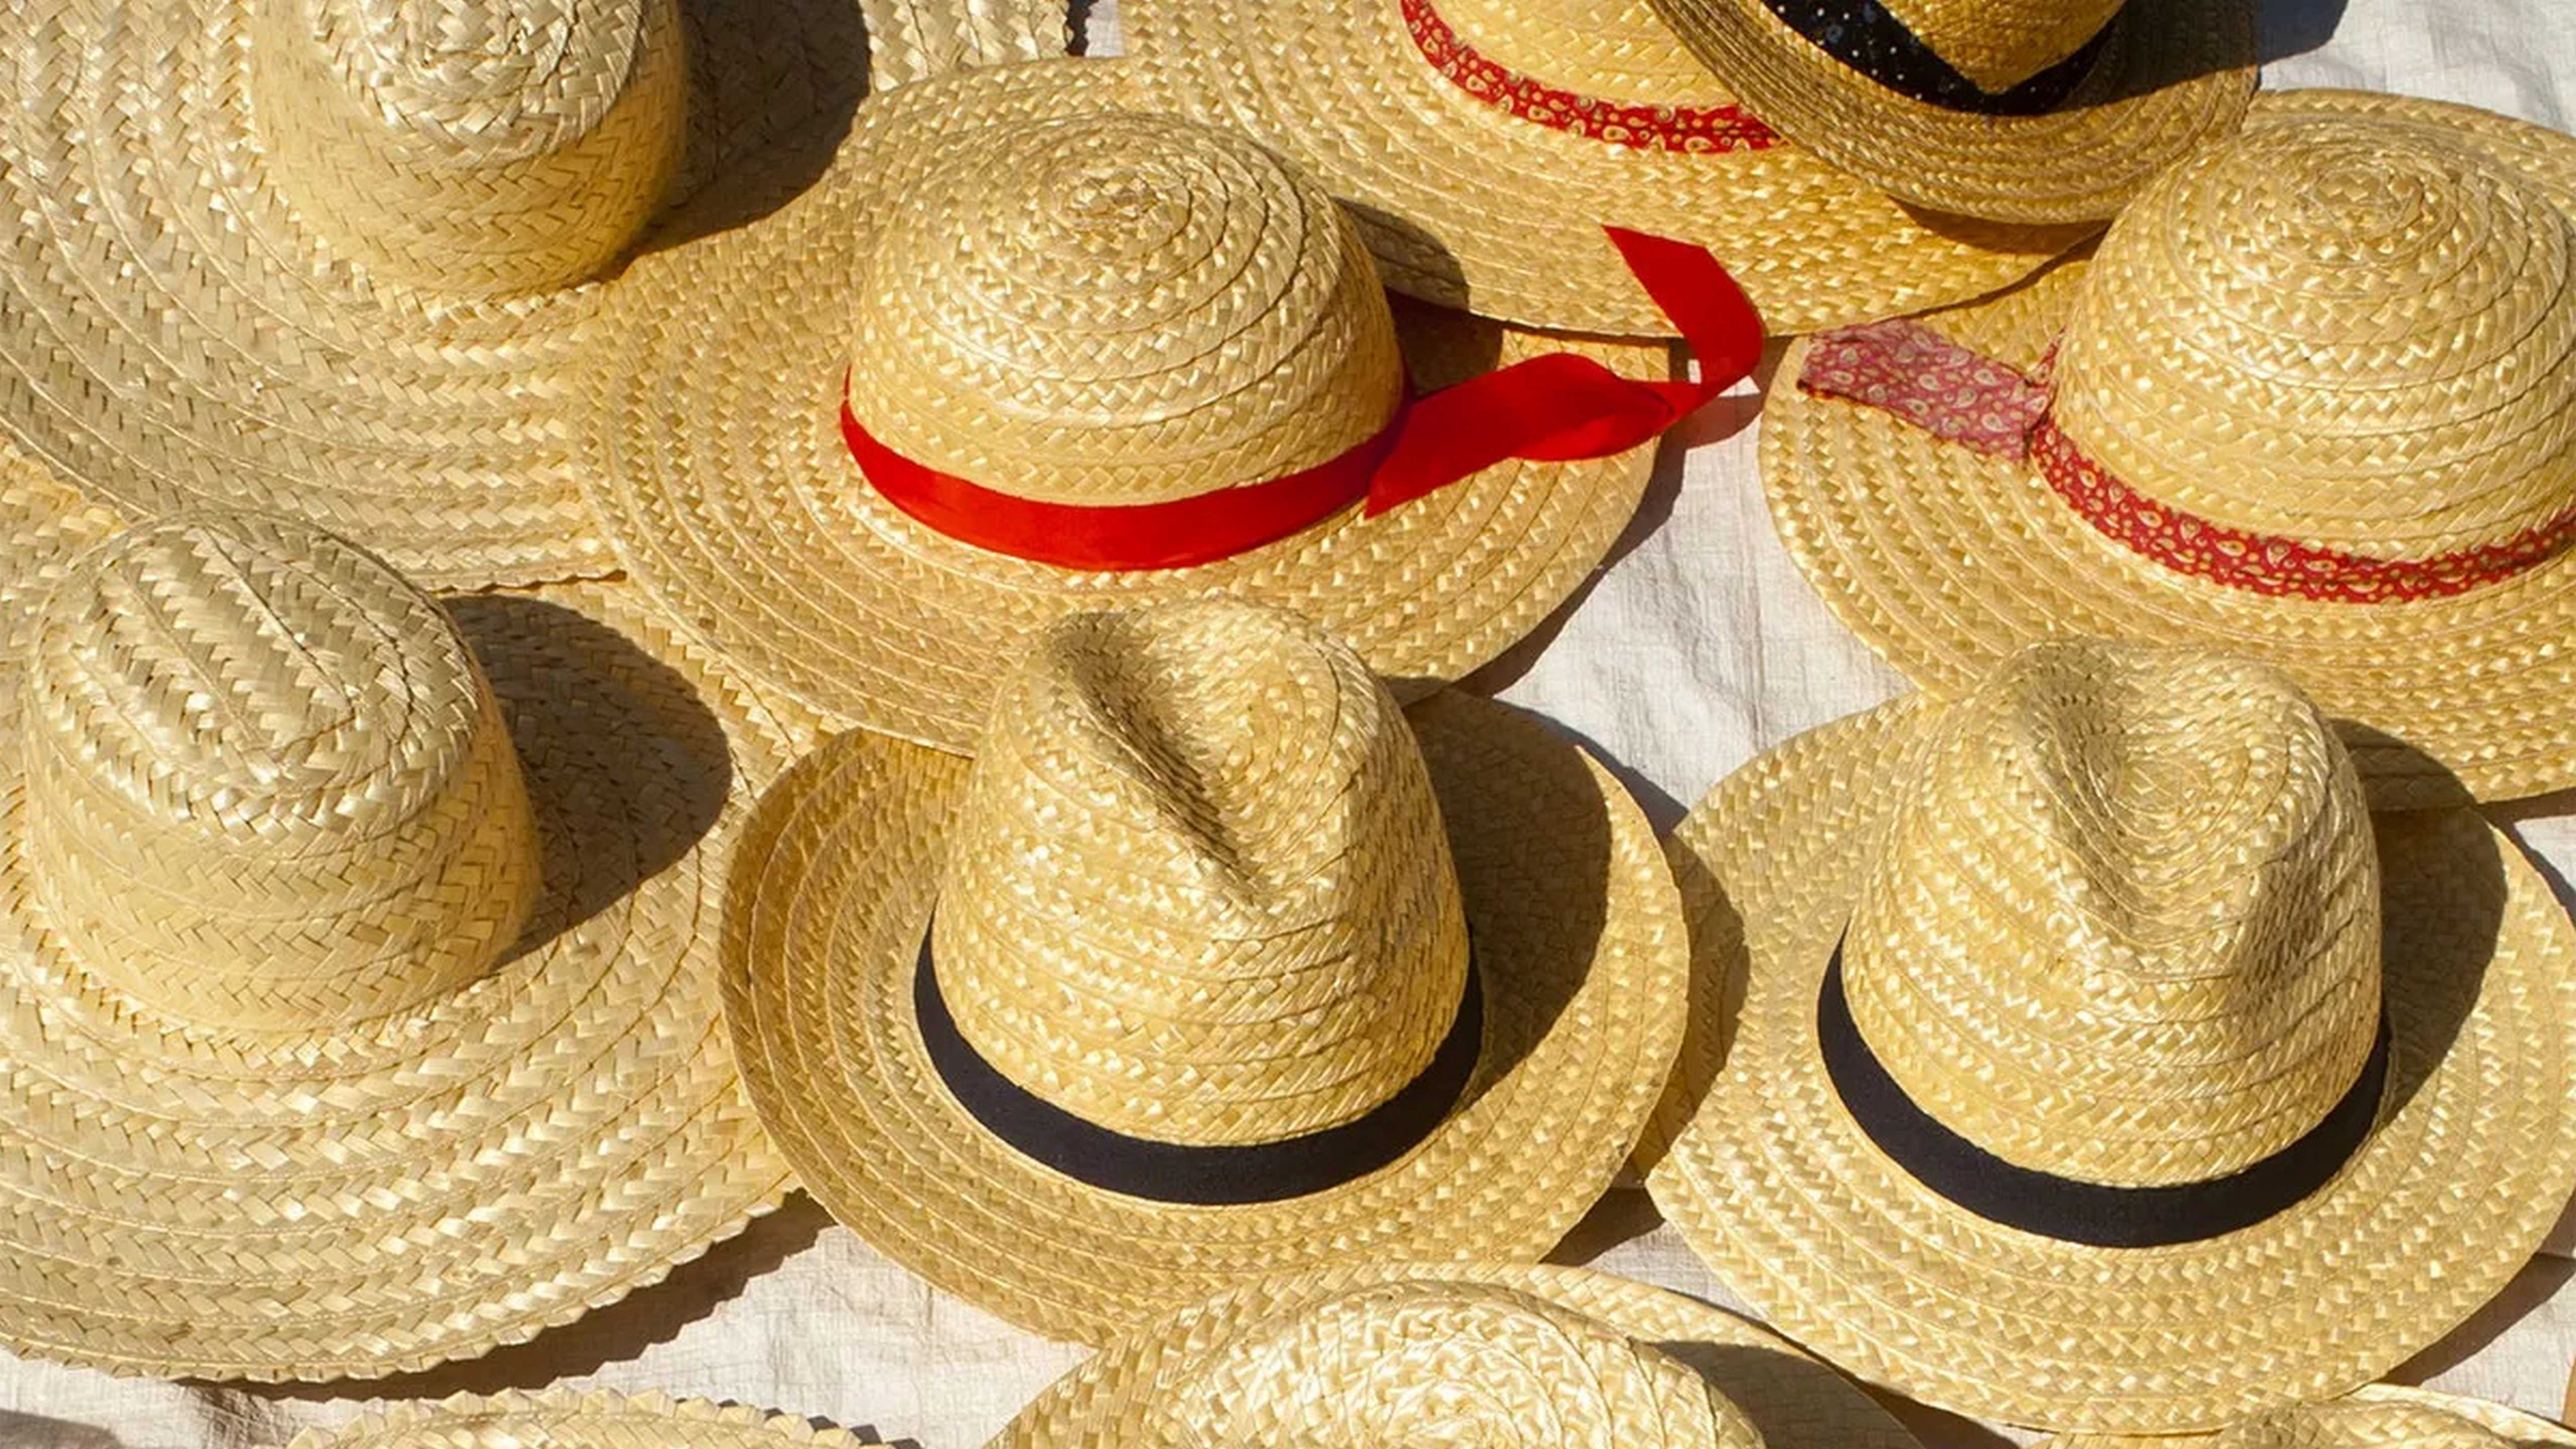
1754 0 2110 115
1816 948 2390 1247
915 934 1485 1205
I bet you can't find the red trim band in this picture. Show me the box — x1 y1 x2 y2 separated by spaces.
1400 0 1781 153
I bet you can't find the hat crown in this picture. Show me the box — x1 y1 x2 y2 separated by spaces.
2231 1403 2527 1449
1841 641 2384 1187
19 514 542 1029
1148 1281 1753 1449
930 599 1471 1147
2053 117 2576 563
1873 0 2126 91
248 0 686 297
844 113 1408 509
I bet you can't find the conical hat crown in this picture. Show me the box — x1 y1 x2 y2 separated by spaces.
248 0 687 297
1875 0 2127 92
2051 114 2576 566
929 598 1470 1147
1142 1281 1755 1448
1840 640 2383 1186
18 512 542 1028
841 112 1406 508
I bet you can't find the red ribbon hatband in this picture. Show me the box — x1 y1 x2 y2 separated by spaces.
1400 0 1781 154
842 227 1761 573
1798 319 2576 604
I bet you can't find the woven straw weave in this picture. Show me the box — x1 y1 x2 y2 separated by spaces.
275 1389 873 1449
2051 1386 2576 1449
1645 639 2576 1431
1875 0 2129 89
0 511 813 1380
1762 90 2576 802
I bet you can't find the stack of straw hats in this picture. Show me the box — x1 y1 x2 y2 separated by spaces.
2 0 2576 1440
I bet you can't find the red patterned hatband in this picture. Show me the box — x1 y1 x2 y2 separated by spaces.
1800 319 2576 604
1399 0 1781 153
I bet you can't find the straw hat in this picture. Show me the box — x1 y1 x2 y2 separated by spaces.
722 598 1687 1343
1113 0 2098 337
277 1390 872 1449
997 1264 1926 1449
0 0 1067 590
1763 90 2576 804
2048 1388 2576 1449
582 57 1734 754
1642 638 2576 1432
1643 0 2254 223
0 508 820 1380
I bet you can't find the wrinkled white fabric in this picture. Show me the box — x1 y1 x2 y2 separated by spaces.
7 3 2575 1445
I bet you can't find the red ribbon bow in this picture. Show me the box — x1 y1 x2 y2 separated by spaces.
841 226 1762 572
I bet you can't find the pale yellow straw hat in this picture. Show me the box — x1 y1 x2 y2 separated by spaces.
0 0 1067 589
0 508 821 1381
1643 638 2576 1433
722 598 1687 1344
275 1390 874 1449
2048 1388 2576 1449
1113 0 2098 337
583 57 1697 755
1764 90 2576 804
995 1265 1925 1449
1644 0 2254 223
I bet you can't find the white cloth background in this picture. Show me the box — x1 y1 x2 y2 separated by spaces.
6 4 2574 1445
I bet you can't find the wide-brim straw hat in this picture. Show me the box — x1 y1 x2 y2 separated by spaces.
995 1264 1926 1449
1643 0 2254 223
0 0 1067 589
0 506 822 1381
1114 0 2098 337
722 599 1687 1344
583 56 1697 754
1763 89 2576 804
1643 640 2576 1433
2047 1387 2576 1449
275 1390 873 1449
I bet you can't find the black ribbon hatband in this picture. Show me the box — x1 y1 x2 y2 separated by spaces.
1756 0 2112 115
1817 949 2390 1247
916 937 1485 1205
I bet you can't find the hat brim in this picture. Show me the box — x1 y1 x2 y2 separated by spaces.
2044 1386 2576 1449
1761 91 2576 804
586 57 1671 754
995 1263 1924 1449
0 571 820 1380
0 0 1064 590
284 1389 875 1449
1641 694 2576 1433
1645 0 2255 224
1113 0 2095 337
721 689 1687 1344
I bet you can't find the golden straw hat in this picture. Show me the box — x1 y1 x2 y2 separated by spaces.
275 1389 874 1449
1763 90 2576 804
0 0 1068 590
1113 0 2099 337
1643 0 2253 223
995 1264 1926 1449
582 57 1741 754
1643 638 2576 1433
0 508 821 1381
2047 1387 2576 1449
722 598 1688 1344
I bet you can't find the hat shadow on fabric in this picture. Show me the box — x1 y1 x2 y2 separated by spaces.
631 0 878 256
225 1194 838 1401
442 595 731 960
0 1411 124 1449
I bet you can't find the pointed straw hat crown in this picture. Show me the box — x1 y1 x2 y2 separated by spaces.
18 513 544 1029
841 113 1405 507
1840 640 2384 1186
2051 115 2576 564
1877 0 2129 92
1131 1280 1758 1446
247 0 686 297
931 598 1471 1146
